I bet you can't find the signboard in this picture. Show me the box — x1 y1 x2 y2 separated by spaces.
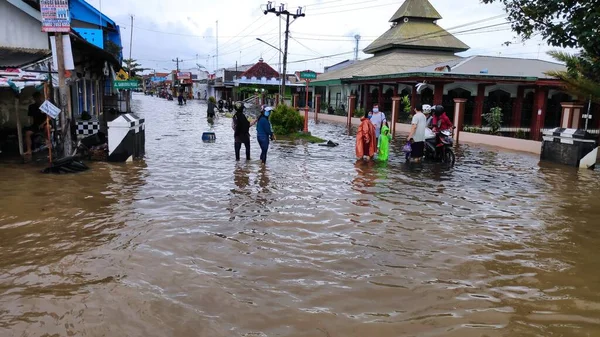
582 114 593 120
39 100 61 119
40 0 71 33
299 71 317 80
116 69 130 80
114 80 139 89
177 72 192 80
151 76 167 82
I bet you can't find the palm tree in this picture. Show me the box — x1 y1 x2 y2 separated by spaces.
546 51 600 103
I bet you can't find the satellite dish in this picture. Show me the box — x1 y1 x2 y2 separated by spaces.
404 17 409 23
416 82 429 94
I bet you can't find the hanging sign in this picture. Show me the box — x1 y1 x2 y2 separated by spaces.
40 0 71 33
40 100 61 119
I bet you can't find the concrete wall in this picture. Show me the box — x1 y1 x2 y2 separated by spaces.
459 132 542 154
0 1 48 50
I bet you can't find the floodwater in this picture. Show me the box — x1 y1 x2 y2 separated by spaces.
1 94 600 337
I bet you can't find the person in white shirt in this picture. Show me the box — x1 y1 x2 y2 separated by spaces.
406 104 427 163
369 104 387 141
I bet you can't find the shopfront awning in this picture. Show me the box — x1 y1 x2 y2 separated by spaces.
0 47 51 68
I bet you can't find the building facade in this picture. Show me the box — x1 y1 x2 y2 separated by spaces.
311 0 585 139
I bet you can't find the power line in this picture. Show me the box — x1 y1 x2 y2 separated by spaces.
217 15 278 55
310 2 399 16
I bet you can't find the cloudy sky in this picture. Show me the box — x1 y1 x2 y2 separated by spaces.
87 0 574 74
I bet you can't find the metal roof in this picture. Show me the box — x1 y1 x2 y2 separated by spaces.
312 51 459 83
363 20 470 54
414 55 566 79
389 0 442 22
0 46 51 68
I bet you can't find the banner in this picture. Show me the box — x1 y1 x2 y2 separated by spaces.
177 72 191 80
40 0 71 33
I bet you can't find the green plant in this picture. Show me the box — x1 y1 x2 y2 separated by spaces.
334 106 346 116
354 107 365 118
321 102 329 112
270 104 305 135
515 129 526 139
401 96 411 113
483 107 503 135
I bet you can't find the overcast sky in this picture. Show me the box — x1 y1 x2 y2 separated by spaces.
87 0 574 74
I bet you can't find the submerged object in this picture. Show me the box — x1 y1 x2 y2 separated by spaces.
318 140 339 147
42 156 89 174
202 132 216 142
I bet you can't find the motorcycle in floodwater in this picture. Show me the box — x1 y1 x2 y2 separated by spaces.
424 127 456 166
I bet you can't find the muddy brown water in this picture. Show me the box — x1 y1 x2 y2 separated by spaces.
1 94 600 337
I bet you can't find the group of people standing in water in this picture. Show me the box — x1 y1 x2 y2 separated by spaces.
206 97 274 165
356 103 453 163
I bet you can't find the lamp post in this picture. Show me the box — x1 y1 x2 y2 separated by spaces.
256 38 283 99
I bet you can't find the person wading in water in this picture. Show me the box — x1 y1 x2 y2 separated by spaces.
232 102 251 161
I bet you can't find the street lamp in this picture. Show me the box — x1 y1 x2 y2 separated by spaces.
256 38 283 54
256 38 283 99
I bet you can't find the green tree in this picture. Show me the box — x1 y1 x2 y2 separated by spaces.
481 0 600 55
122 58 144 77
546 51 600 103
482 0 600 101
270 104 304 135
483 106 503 134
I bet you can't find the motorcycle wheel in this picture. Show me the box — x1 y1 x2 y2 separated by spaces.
442 148 456 166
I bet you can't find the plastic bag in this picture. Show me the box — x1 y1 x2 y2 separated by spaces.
402 143 412 153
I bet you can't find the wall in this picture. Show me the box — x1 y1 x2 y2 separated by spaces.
0 1 48 50
458 132 542 154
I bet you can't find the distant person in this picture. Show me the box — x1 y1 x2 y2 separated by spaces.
227 97 233 113
24 92 47 155
207 96 216 119
232 102 251 161
377 122 391 161
406 104 427 163
369 104 386 142
356 116 376 160
256 107 275 165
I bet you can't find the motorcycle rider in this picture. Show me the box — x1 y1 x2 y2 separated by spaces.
432 105 453 132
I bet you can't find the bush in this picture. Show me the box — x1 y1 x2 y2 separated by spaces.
334 106 346 116
483 107 503 135
354 108 365 118
270 104 304 135
321 102 329 112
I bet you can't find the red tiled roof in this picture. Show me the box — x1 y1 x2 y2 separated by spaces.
241 58 279 79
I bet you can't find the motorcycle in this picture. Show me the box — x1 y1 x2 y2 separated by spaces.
424 127 456 166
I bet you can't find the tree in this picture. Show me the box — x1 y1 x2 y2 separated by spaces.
481 0 600 57
122 59 144 77
546 51 600 103
482 0 600 101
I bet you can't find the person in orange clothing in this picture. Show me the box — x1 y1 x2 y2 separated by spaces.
356 116 377 160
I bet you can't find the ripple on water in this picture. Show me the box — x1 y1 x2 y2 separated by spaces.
1 94 600 336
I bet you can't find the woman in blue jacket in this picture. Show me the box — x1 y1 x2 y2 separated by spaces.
256 107 275 164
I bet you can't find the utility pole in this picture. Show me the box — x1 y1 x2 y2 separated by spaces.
126 14 134 113
264 2 305 104
55 34 72 156
216 20 219 71
354 34 361 61
172 57 181 72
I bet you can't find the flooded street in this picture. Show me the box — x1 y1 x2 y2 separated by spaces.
2 93 600 337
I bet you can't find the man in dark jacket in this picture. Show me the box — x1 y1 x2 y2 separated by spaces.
232 102 251 161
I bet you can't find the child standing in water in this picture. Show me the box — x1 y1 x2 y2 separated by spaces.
377 122 392 161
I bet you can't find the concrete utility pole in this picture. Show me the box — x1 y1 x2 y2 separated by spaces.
264 2 305 104
126 14 134 113
55 34 72 156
